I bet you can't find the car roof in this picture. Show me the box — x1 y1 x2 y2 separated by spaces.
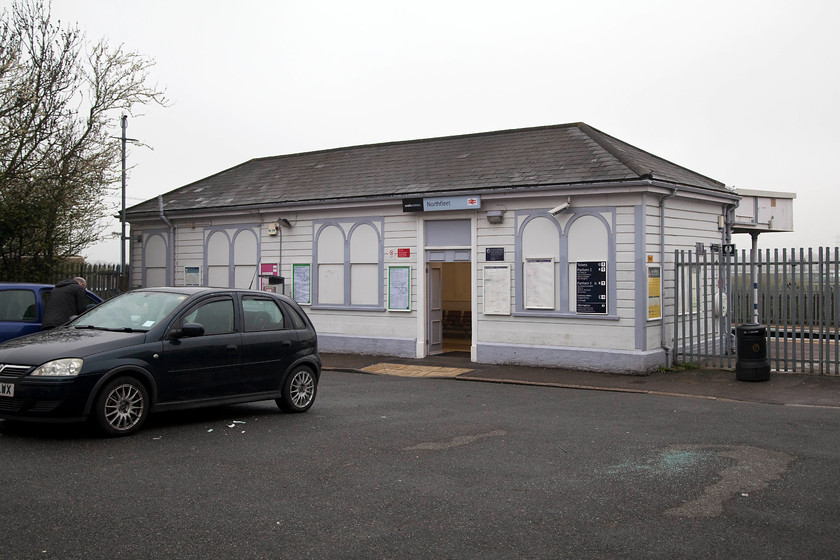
0 283 55 289
132 286 293 299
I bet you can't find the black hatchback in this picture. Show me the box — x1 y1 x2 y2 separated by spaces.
0 287 321 436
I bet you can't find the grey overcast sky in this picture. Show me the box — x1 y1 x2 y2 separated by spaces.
47 0 839 262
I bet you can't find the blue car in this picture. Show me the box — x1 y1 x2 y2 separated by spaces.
0 283 103 343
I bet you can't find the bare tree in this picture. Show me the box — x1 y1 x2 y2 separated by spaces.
0 0 166 281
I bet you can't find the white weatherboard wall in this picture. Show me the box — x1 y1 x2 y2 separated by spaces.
129 187 736 373
303 207 419 357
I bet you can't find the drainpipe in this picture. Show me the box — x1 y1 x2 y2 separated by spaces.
158 195 175 285
659 187 677 364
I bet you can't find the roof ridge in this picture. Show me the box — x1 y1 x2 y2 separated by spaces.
579 123 726 188
577 123 650 177
247 122 586 163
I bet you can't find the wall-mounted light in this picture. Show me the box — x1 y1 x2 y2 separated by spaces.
278 218 292 228
486 210 505 224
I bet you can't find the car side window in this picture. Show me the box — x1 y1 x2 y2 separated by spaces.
0 290 37 322
182 298 235 335
85 293 100 309
282 302 308 330
242 297 286 332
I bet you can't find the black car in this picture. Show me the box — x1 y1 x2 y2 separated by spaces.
0 287 321 436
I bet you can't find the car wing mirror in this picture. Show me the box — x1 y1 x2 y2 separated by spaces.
171 322 205 339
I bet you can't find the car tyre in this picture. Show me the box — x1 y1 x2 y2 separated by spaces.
94 376 149 437
277 366 317 413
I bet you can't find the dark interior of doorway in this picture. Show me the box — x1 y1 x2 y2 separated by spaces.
441 261 471 352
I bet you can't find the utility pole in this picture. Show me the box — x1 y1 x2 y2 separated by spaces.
120 115 138 283
121 115 127 277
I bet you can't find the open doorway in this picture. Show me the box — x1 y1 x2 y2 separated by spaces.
433 262 471 353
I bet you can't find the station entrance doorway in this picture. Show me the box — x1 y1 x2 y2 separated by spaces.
427 261 472 355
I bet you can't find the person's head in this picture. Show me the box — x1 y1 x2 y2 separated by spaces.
74 277 86 289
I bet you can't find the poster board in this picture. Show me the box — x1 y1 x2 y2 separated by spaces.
184 266 201 287
575 261 607 314
524 258 554 309
483 264 511 315
647 265 662 320
388 265 411 311
292 264 311 305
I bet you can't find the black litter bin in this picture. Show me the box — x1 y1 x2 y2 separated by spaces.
735 323 771 381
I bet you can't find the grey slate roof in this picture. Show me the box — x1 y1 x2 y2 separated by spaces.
126 122 730 217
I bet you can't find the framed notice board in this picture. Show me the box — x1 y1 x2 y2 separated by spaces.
524 258 555 309
184 266 201 287
483 264 511 315
647 265 662 320
292 264 311 305
388 265 411 311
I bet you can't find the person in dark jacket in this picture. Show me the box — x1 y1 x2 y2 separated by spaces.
41 277 88 330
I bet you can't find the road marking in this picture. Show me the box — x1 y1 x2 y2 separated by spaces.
362 362 473 378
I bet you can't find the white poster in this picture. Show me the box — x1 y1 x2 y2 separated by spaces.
388 266 411 311
483 265 511 315
524 258 554 309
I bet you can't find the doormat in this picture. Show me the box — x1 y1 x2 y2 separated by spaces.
361 363 473 378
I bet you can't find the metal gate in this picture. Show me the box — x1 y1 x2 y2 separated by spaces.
674 247 840 374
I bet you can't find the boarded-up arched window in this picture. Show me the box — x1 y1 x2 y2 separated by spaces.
349 224 379 305
567 214 610 314
313 219 384 309
207 231 231 287
317 225 345 305
233 230 258 288
521 216 560 310
145 234 168 287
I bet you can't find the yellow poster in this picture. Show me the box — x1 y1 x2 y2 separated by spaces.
648 266 661 320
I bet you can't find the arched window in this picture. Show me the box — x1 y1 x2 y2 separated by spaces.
206 230 231 287
350 223 379 305
521 216 560 310
204 226 260 288
515 208 615 316
316 225 346 305
567 214 610 315
233 229 258 288
144 233 168 287
313 219 384 309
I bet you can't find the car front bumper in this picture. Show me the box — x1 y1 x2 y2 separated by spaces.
0 375 99 423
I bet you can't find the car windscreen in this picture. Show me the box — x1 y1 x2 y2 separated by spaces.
70 291 189 331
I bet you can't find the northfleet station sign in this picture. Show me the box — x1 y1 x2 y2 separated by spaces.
403 195 481 212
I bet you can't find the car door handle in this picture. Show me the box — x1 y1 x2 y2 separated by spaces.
280 341 292 347
225 344 238 354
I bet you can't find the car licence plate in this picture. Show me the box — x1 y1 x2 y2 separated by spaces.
0 382 13 397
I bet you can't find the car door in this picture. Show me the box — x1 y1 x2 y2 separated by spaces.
0 288 39 343
239 295 299 394
159 295 243 402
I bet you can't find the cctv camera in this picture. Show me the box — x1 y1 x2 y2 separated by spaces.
549 202 570 216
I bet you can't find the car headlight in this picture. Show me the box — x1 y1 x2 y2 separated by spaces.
30 358 84 377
